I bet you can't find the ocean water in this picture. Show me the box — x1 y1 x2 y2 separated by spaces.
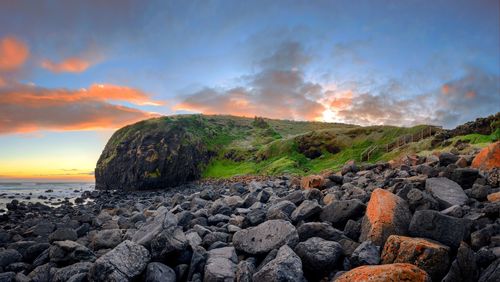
0 182 95 211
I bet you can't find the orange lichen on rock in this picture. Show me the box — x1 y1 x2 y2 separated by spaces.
381 235 450 280
335 263 431 282
487 191 500 203
360 188 411 246
472 142 500 170
300 175 325 190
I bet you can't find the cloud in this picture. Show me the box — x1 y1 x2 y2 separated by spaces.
0 36 29 71
0 83 160 134
41 57 92 73
174 41 325 121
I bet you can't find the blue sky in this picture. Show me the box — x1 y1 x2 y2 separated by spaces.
0 0 498 181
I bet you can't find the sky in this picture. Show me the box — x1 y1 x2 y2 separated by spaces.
0 0 498 182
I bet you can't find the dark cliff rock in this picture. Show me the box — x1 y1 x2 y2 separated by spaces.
95 116 215 190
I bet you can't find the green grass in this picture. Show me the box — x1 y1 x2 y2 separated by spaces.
452 132 498 144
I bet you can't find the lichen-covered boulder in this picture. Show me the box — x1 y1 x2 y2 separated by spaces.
335 263 431 282
472 142 500 171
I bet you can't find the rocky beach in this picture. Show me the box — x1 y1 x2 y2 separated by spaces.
0 140 499 281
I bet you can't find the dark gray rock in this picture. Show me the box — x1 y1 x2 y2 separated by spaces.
409 210 469 248
131 207 178 247
320 199 365 227
253 245 305 282
245 208 266 226
469 184 490 200
344 219 361 241
425 177 468 209
49 240 95 266
233 220 299 255
407 188 440 211
150 227 189 260
89 240 150 281
290 200 321 223
479 258 500 282
266 200 296 221
297 222 344 242
442 242 478 282
451 168 479 189
294 237 343 275
48 228 77 243
52 262 92 282
0 249 22 268
350 240 380 267
440 153 459 166
236 257 256 282
204 246 237 282
91 229 122 250
187 246 207 281
145 262 176 282
0 272 15 282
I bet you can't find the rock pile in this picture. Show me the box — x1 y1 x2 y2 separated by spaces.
0 143 499 281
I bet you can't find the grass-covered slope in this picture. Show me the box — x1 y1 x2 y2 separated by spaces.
96 113 500 189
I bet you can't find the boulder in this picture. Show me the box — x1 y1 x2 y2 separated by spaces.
350 240 380 267
204 247 237 281
480 258 500 282
49 240 95 265
300 175 325 190
425 177 468 208
233 220 299 255
48 228 77 242
381 235 450 280
88 240 150 281
360 188 412 246
236 258 256 282
297 222 344 242
439 152 459 166
150 227 189 260
252 245 305 281
442 242 478 282
52 262 92 282
472 142 500 171
266 200 296 221
0 249 22 268
451 168 479 189
294 237 343 275
409 210 469 248
487 192 500 203
145 262 176 282
320 199 365 227
91 229 122 250
131 207 177 247
290 200 321 223
335 263 431 282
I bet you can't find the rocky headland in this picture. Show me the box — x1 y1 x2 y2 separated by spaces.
0 114 499 281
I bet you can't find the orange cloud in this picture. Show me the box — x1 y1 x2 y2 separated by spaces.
465 91 476 99
41 57 91 73
0 83 161 134
0 36 29 71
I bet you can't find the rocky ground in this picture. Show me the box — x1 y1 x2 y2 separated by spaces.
0 142 499 281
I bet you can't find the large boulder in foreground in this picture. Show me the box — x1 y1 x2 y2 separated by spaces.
335 263 431 282
95 116 214 190
360 188 412 246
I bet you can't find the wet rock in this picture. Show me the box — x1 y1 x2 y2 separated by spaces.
335 263 431 282
89 240 150 281
425 177 468 208
150 227 189 261
91 229 122 250
320 199 365 227
252 245 305 282
233 219 299 255
360 188 412 246
294 237 343 275
409 210 469 248
204 246 237 282
381 235 450 280
0 272 15 282
442 242 478 282
131 207 177 247
145 262 176 282
350 240 380 267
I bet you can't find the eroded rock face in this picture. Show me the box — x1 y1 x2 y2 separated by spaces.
95 117 213 190
335 263 431 282
360 189 412 246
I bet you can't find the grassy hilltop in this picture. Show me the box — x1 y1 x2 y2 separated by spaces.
99 114 499 182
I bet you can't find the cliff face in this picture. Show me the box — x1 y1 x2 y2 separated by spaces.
95 117 212 190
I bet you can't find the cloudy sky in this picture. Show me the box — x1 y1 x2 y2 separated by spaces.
0 0 498 181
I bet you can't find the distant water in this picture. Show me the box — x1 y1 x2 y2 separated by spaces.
0 182 95 211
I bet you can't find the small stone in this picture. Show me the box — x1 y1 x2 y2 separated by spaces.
350 240 380 267
252 245 305 282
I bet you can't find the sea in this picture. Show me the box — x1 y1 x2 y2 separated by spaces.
0 182 95 212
